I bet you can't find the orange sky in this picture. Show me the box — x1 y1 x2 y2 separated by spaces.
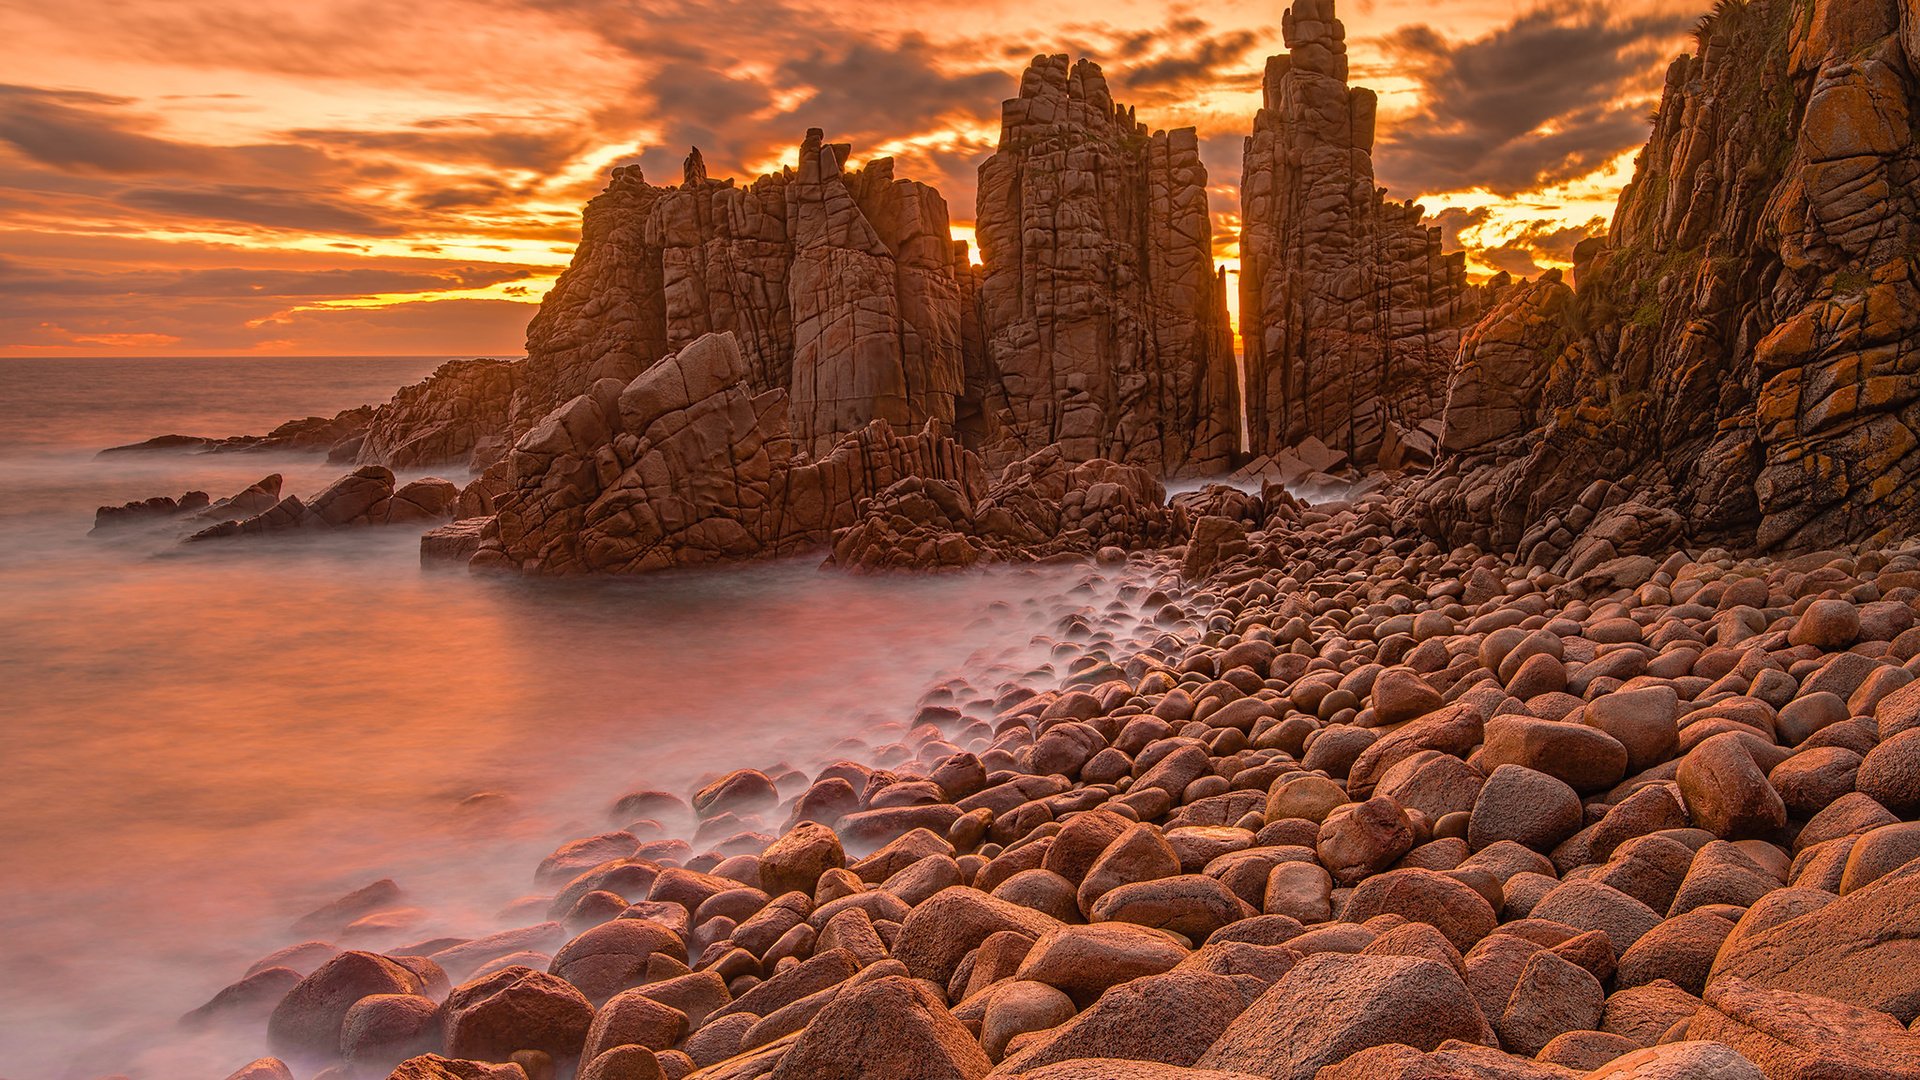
0 0 1705 356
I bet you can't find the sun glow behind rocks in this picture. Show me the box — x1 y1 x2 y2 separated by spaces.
0 0 1705 355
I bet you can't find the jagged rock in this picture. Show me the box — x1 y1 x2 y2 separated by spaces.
1410 0 1920 561
188 466 457 542
467 331 982 574
516 134 965 459
92 489 210 531
356 358 523 471
828 446 1182 572
969 54 1239 477
1239 0 1487 465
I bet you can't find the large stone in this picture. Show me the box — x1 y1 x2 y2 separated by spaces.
765 974 989 1080
1709 855 1920 1022
994 970 1252 1074
1195 953 1494 1079
1687 976 1920 1079
442 966 595 1063
267 950 428 1059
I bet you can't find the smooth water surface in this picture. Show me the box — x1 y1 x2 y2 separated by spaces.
0 358 1156 1079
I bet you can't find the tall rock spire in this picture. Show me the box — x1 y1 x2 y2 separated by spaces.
1239 0 1484 466
969 54 1241 477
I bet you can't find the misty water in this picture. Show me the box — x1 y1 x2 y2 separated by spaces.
0 358 1184 1079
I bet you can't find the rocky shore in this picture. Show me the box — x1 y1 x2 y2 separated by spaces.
89 0 1920 1075
201 492 1920 1080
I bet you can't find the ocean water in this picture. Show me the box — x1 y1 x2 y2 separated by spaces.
0 358 1170 1079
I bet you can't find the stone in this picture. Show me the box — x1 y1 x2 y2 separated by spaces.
758 823 846 898
994 970 1251 1073
1789 600 1861 648
1195 953 1494 1079
894 886 1062 985
1087 874 1249 940
1470 765 1584 853
981 981 1076 1062
1580 1042 1765 1079
1677 733 1788 840
548 919 686 1003
765 974 989 1080
1858 729 1920 815
582 989 690 1061
1316 797 1415 886
442 967 594 1063
340 993 440 1070
1481 718 1629 794
1496 950 1605 1056
1341 867 1498 951
1710 855 1920 1022
1015 923 1190 1005
267 950 428 1059
1688 977 1920 1079
1078 821 1182 914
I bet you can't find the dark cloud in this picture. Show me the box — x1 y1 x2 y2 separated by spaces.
1478 244 1545 277
1425 206 1492 254
1423 211 1610 278
0 85 218 175
0 263 536 300
1371 2 1695 197
120 186 405 235
290 123 590 173
1112 27 1260 94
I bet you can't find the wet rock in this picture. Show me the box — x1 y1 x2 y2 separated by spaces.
442 967 594 1063
267 950 428 1059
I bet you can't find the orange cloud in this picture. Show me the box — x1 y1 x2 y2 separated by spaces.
0 0 1708 355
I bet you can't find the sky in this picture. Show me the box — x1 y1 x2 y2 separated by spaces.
0 0 1706 357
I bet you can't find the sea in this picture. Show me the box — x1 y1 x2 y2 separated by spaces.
0 357 1162 1079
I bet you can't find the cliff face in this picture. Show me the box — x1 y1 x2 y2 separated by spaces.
1239 0 1486 466
516 132 967 457
970 56 1241 478
473 331 982 574
1415 0 1920 569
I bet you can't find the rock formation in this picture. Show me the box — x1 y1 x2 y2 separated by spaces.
514 132 966 458
828 449 1185 572
969 56 1240 477
1414 0 1920 566
447 332 982 574
1238 0 1487 466
187 467 457 542
350 358 523 472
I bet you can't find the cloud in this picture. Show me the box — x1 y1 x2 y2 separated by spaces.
120 186 405 235
9 296 534 355
290 122 591 173
1108 22 1262 96
1427 206 1492 254
0 263 536 299
1371 2 1695 197
1425 210 1610 278
0 84 217 175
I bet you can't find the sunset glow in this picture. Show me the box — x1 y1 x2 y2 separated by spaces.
0 0 1706 356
